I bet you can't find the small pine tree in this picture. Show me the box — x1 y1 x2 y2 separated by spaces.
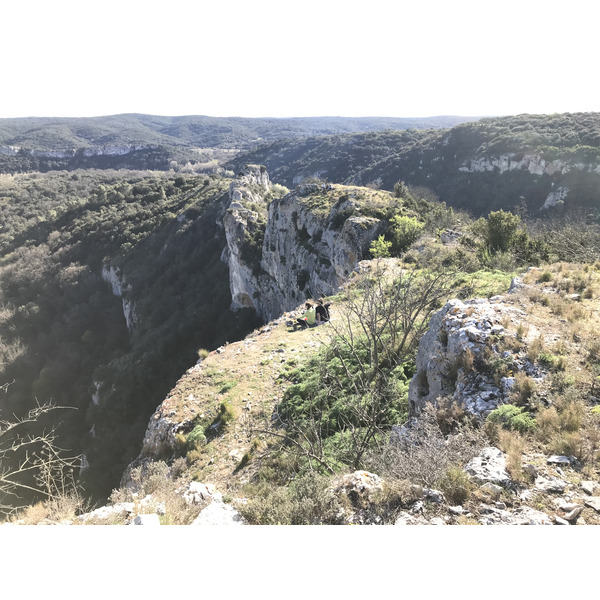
369 235 392 258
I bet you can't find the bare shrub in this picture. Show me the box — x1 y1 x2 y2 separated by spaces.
1 401 81 519
365 404 486 489
239 472 344 525
12 490 89 524
529 213 600 263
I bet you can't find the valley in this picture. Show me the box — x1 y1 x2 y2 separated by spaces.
1 111 599 524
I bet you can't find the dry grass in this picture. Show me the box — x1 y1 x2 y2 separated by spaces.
10 492 89 525
497 429 526 482
511 371 537 407
534 391 590 460
527 335 545 362
109 461 204 525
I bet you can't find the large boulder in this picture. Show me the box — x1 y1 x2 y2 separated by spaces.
407 297 529 419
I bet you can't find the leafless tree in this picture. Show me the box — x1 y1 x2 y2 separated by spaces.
260 260 458 472
320 261 458 467
0 400 81 518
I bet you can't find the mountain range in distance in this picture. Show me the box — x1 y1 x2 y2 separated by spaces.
0 113 481 151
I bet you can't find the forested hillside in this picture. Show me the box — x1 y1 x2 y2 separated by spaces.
0 114 475 174
0 114 475 150
0 170 261 507
229 112 600 215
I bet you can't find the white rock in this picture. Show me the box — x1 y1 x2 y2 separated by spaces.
547 455 577 466
465 447 511 487
584 497 600 512
191 499 245 525
581 481 600 495
563 506 584 521
131 514 161 526
182 482 215 505
535 476 568 494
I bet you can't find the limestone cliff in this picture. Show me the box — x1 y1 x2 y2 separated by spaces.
101 264 137 333
0 144 149 158
222 165 272 314
458 153 600 211
223 167 386 322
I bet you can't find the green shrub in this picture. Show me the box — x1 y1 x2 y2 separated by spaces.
487 404 536 433
219 380 237 394
186 423 207 450
483 210 522 253
389 215 424 254
538 352 558 369
218 401 236 426
369 235 392 259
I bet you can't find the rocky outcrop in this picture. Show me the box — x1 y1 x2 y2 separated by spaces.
222 165 272 313
101 264 137 333
407 296 540 419
542 185 569 210
458 153 600 177
465 447 511 487
260 187 384 320
223 169 385 322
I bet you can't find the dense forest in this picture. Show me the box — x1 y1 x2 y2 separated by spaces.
0 170 261 506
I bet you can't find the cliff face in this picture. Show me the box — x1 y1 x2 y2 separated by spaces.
223 168 386 322
0 144 149 158
222 165 272 314
260 186 384 320
457 153 600 177
101 264 137 333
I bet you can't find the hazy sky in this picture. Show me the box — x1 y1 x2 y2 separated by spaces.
2 0 598 119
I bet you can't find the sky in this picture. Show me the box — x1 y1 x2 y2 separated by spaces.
1 0 598 120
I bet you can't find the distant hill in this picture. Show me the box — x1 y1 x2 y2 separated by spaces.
0 113 479 174
0 113 477 150
2 111 599 216
229 112 600 215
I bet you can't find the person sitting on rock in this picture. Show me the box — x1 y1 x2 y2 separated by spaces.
315 298 332 324
296 302 316 329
